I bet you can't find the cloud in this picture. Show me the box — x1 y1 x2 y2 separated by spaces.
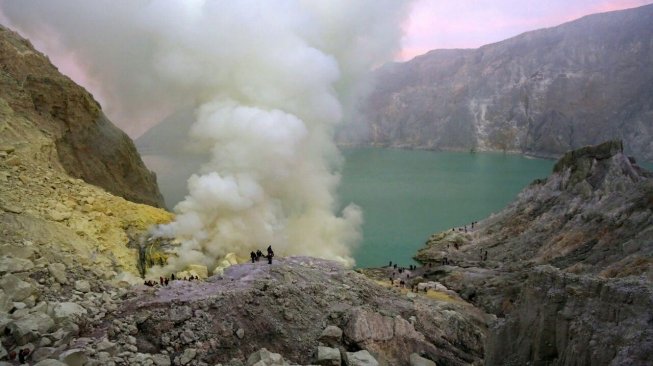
0 0 412 271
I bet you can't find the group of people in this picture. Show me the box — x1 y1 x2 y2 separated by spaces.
6 348 31 363
143 273 200 287
452 220 479 233
250 245 275 264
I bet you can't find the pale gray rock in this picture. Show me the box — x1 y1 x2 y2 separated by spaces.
95 339 117 356
152 354 171 366
8 312 55 344
52 302 87 322
48 263 68 285
409 353 436 366
236 328 245 339
344 308 394 343
319 325 343 346
246 348 286 366
0 290 12 312
316 346 340 366
31 347 59 362
345 350 379 366
58 348 87 366
0 256 34 273
0 273 34 301
73 280 90 293
179 348 197 365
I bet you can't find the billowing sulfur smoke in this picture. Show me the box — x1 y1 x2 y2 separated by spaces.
1 0 411 270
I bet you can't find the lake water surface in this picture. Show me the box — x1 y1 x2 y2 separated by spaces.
143 149 555 268
339 149 554 268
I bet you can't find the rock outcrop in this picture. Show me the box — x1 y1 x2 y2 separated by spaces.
0 24 165 207
349 4 653 162
415 141 653 365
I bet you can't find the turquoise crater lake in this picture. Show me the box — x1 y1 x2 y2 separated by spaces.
338 148 554 268
143 148 555 269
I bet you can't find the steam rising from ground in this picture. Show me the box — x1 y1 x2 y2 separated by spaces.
1 1 411 270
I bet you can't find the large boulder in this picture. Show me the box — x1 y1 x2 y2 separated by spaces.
246 348 287 366
316 346 341 366
47 263 68 285
58 348 87 366
52 302 87 322
0 256 34 273
8 312 55 344
345 350 379 366
0 273 35 301
319 325 343 346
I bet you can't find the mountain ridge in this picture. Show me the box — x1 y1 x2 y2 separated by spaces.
346 4 653 161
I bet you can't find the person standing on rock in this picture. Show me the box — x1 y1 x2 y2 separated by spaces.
250 251 256 263
267 252 273 264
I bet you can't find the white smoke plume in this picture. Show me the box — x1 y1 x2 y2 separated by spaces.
0 0 412 270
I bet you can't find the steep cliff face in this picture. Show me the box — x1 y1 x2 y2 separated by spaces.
415 141 653 365
0 25 165 208
353 5 653 161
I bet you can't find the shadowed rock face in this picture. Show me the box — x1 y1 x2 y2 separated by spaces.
415 141 653 365
0 25 165 208
350 4 653 162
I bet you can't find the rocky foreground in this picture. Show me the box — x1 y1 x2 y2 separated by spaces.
1 254 493 366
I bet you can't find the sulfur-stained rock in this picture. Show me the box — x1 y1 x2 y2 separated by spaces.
0 256 34 273
0 273 35 301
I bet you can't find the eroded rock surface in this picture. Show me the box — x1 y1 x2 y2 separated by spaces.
415 141 653 365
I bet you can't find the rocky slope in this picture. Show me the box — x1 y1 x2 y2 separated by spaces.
350 4 653 161
415 140 653 365
0 25 165 208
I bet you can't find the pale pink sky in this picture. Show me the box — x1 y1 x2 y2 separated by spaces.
399 0 653 60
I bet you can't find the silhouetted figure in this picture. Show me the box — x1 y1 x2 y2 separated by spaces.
267 253 273 264
160 277 163 286
267 245 273 255
389 277 393 284
407 274 410 279
171 273 176 281
471 222 475 229
19 348 29 363
393 264 397 269
164 278 169 286
250 251 256 263
256 250 263 261
389 261 392 267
